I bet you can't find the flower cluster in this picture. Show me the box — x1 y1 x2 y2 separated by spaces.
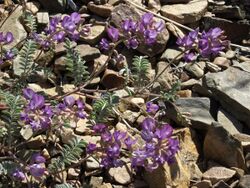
12 153 46 181
177 27 229 62
100 13 164 51
87 124 136 168
55 95 86 124
87 117 179 171
0 32 16 64
21 88 53 131
146 101 159 114
131 118 179 171
33 12 90 50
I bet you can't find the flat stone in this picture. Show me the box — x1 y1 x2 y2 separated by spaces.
160 47 183 61
233 133 250 153
101 69 125 89
80 25 105 45
108 165 132 185
212 5 245 20
203 166 236 184
161 0 191 4
213 57 230 69
238 175 250 188
86 156 100 170
37 0 65 13
217 108 243 135
204 123 246 170
0 6 27 50
36 12 49 26
206 62 222 72
89 176 103 188
111 4 169 57
160 0 208 24
174 97 215 129
185 62 205 78
192 180 212 188
75 44 101 62
87 2 113 18
148 0 161 12
55 41 77 56
202 16 250 43
213 180 231 188
204 67 250 127
26 1 40 14
156 61 177 90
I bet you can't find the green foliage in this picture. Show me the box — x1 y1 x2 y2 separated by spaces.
55 183 74 188
23 12 37 33
64 38 89 86
91 93 119 123
161 81 181 102
0 161 19 176
19 39 37 75
48 138 86 173
0 89 23 145
131 56 150 87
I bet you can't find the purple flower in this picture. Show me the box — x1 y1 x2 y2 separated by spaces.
62 16 76 32
29 164 45 178
0 32 14 45
23 88 35 100
4 50 15 60
93 123 107 133
124 137 136 150
122 19 137 33
86 143 97 154
64 96 75 107
154 20 165 32
4 32 14 44
144 29 158 45
31 153 46 164
53 31 65 42
29 94 45 110
107 27 119 42
100 38 110 51
146 102 159 114
183 52 197 62
141 13 154 26
141 118 156 132
126 38 139 49
70 12 81 24
12 170 25 181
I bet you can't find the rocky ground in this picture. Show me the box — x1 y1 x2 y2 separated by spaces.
0 0 250 188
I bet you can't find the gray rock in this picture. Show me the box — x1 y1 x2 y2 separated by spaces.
36 12 49 26
160 0 208 24
206 62 222 72
86 156 100 170
238 175 250 188
0 6 27 50
147 0 161 12
160 47 183 61
75 44 101 62
202 166 236 184
80 25 105 45
101 69 126 89
204 123 246 170
161 0 191 4
156 61 177 90
213 180 231 188
174 97 215 129
213 57 230 69
87 2 113 18
192 180 212 188
108 165 132 185
233 133 250 153
212 5 245 20
37 0 65 13
89 176 103 188
217 108 243 135
232 61 250 73
185 62 205 78
204 67 250 127
202 16 250 43
111 4 169 57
